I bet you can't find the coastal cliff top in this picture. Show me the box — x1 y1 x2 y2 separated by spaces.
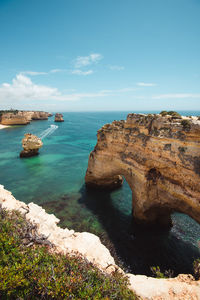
99 112 200 141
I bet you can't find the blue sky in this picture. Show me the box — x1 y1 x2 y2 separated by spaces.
0 0 200 111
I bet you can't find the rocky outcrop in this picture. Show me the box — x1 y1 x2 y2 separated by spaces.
54 113 64 122
0 111 51 125
20 133 43 158
1 184 200 299
85 114 200 227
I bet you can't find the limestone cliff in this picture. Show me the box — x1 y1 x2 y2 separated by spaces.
0 112 30 125
85 114 200 227
20 133 43 158
31 111 49 120
0 111 50 125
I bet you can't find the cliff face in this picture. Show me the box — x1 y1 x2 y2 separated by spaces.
85 114 200 227
0 112 30 125
0 111 50 125
31 111 49 120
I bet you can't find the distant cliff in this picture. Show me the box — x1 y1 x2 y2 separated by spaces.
85 113 200 227
0 110 51 125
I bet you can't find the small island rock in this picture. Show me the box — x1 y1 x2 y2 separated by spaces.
20 133 43 158
54 113 64 122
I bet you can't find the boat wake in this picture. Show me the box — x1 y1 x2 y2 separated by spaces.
39 125 58 139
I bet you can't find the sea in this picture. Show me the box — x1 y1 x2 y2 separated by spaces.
0 110 200 276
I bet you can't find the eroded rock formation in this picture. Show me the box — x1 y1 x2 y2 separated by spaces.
85 114 200 227
54 113 64 122
20 133 43 158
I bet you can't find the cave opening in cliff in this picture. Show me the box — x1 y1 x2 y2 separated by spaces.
84 174 200 276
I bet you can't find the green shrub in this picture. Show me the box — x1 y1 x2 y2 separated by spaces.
160 111 168 116
0 109 19 116
159 111 181 118
193 259 200 280
150 266 174 279
150 266 166 278
181 119 191 130
0 207 137 299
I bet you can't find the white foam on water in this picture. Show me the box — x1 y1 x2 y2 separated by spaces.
39 125 58 139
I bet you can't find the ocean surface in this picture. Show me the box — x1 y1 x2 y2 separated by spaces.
0 111 200 276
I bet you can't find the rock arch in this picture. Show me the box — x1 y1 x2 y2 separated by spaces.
85 114 200 227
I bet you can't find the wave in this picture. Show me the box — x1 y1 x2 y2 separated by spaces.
39 125 58 139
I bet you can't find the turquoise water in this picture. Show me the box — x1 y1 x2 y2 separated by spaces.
0 111 200 275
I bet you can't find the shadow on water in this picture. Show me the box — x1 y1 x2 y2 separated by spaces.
77 184 200 276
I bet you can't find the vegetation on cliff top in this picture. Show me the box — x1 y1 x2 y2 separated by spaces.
0 207 137 299
0 109 19 116
160 111 181 118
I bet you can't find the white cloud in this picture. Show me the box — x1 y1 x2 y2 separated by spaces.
49 69 65 73
0 73 139 105
137 82 157 87
99 87 136 94
109 65 124 71
117 87 136 92
0 73 110 103
71 69 93 76
0 73 63 101
74 53 103 68
21 69 65 76
21 71 48 76
152 93 200 99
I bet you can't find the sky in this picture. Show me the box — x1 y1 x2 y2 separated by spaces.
0 0 200 112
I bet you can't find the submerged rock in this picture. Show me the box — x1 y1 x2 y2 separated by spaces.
54 113 64 122
20 133 43 158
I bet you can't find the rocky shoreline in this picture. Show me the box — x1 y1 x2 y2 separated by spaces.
1 184 200 299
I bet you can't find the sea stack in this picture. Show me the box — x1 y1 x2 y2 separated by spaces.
20 134 43 158
54 113 64 122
